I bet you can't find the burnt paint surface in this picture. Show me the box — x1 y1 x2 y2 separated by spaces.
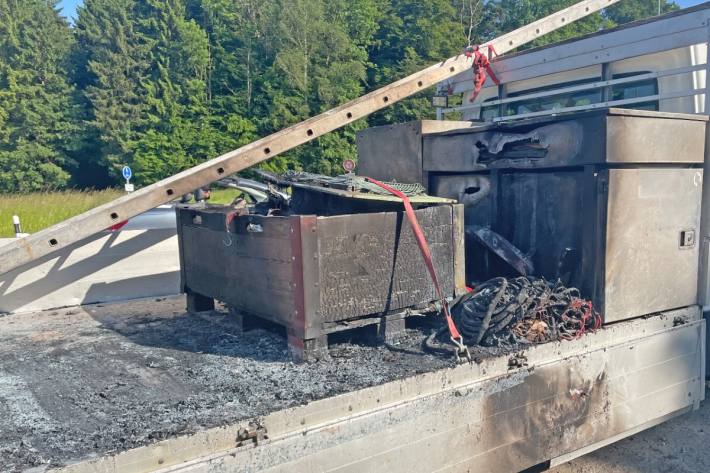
316 206 456 322
480 361 615 471
432 170 589 289
423 111 704 322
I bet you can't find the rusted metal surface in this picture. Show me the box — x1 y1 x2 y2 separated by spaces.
57 306 705 473
177 204 465 357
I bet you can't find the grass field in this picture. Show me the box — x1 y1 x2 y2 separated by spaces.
0 188 241 237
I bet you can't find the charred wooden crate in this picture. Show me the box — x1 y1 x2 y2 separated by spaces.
176 203 465 360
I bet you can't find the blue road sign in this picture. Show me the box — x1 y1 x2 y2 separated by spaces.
122 166 132 181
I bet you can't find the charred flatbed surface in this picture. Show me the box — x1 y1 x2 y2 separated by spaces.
0 296 471 471
1 300 702 473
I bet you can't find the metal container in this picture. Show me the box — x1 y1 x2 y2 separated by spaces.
176 204 465 359
358 109 706 322
356 120 476 188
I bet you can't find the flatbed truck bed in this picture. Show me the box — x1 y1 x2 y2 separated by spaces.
0 297 704 473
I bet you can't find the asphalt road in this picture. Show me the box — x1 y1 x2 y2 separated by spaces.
551 387 710 473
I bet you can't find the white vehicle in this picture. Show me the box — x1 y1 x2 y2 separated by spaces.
438 5 710 122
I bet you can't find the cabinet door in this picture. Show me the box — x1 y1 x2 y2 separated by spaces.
604 168 702 322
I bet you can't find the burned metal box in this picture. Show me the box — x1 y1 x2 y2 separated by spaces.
358 109 707 323
177 203 465 359
356 120 476 187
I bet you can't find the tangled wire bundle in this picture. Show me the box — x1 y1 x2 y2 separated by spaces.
449 277 601 347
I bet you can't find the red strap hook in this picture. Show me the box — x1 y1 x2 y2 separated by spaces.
464 44 500 103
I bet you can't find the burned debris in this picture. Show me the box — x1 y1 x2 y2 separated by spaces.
363 110 704 324
450 277 601 347
171 109 705 366
187 166 605 362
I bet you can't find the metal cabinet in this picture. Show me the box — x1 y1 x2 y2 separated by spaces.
359 109 707 322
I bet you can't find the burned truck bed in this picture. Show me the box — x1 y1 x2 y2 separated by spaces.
0 296 704 473
0 296 458 471
0 297 705 473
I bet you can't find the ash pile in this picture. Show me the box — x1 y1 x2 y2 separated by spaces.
429 277 601 351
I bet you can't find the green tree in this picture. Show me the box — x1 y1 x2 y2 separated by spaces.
74 0 235 185
606 0 678 25
248 0 378 174
0 0 78 192
129 0 213 183
61 0 690 187
72 0 149 184
195 0 274 117
188 0 267 156
481 0 679 50
368 0 478 126
481 0 610 50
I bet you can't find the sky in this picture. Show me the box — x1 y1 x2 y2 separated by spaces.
677 0 706 6
56 0 708 23
57 0 81 21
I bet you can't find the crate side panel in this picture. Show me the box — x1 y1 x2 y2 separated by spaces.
316 206 455 322
181 223 297 322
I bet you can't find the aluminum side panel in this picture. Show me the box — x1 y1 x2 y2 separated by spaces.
606 115 706 164
604 168 702 321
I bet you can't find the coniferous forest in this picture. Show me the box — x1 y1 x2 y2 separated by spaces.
0 0 678 192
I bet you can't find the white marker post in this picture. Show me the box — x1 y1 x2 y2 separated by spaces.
122 166 134 193
12 215 29 238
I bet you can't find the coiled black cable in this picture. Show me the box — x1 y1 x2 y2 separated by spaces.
425 277 601 352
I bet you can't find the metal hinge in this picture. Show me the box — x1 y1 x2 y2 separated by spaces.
598 179 608 194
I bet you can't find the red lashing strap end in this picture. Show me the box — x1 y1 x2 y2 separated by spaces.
465 44 500 103
364 177 469 361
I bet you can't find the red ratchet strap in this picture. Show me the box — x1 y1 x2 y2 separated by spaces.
464 44 500 103
365 177 471 362
221 209 246 247
225 210 240 232
108 220 128 231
